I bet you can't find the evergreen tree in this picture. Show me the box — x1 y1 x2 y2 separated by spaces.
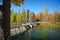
30 12 35 22
10 10 15 26
16 10 21 26
21 8 26 23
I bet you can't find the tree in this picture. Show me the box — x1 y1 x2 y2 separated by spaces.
13 13 16 22
30 12 35 22
39 12 44 21
21 8 26 23
35 13 40 21
10 10 15 26
43 7 48 14
11 0 24 6
54 11 59 22
0 0 24 40
57 14 60 22
16 10 21 26
43 7 48 21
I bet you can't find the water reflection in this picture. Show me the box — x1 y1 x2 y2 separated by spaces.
11 25 60 40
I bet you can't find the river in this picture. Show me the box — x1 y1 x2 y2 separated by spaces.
11 25 60 40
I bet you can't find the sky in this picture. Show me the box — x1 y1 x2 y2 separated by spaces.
0 0 60 14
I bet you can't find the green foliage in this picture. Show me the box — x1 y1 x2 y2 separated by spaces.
10 9 27 27
21 8 26 23
43 6 48 14
10 10 19 27
30 12 35 22
10 10 15 27
10 10 14 22
10 9 36 27
57 14 60 22
16 11 21 25
13 13 16 22
54 11 60 22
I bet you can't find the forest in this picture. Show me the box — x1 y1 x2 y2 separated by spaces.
10 7 60 27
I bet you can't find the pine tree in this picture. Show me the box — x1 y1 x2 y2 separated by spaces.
16 10 21 26
21 8 26 23
10 10 15 26
30 12 35 23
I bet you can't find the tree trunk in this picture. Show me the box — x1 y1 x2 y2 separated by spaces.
2 0 10 40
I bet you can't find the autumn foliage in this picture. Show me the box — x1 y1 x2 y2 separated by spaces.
10 8 60 27
35 11 60 26
11 0 24 6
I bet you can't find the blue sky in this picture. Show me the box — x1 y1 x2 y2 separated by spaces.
11 0 60 14
0 0 60 14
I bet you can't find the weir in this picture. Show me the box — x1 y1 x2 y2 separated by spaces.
10 8 37 40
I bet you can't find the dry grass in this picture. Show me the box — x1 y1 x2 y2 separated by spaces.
40 21 54 26
55 22 60 26
39 21 60 26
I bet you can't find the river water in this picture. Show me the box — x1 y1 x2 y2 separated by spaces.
11 25 60 40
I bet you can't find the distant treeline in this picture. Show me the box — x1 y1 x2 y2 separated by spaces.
10 8 60 27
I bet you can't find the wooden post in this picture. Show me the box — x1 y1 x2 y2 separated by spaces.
2 0 10 40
